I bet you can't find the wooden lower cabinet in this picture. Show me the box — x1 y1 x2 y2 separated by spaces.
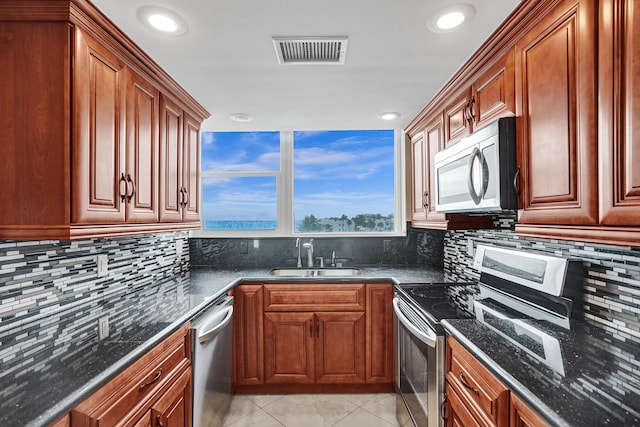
264 311 366 384
233 283 393 393
150 368 192 427
446 335 549 427
232 285 265 386
446 383 486 427
510 394 548 427
71 324 191 427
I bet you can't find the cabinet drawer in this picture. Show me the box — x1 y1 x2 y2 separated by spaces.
446 383 486 427
72 324 191 427
446 336 509 427
263 284 366 311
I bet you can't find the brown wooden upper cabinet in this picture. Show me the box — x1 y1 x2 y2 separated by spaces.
515 0 598 226
408 0 640 246
595 0 640 234
444 51 515 147
408 112 493 230
0 1 209 240
159 96 202 223
516 0 640 246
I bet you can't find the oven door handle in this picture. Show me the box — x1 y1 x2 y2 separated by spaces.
393 297 437 347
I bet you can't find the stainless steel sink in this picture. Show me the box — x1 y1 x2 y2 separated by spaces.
268 267 362 277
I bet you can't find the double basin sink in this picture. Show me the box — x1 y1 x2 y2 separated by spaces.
268 267 362 277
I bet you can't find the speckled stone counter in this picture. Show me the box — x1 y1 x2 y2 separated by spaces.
1 265 442 426
442 318 640 427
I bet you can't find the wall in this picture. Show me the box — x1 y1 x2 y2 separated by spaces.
443 216 640 350
190 227 445 269
0 232 190 382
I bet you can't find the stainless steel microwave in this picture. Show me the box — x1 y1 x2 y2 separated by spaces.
434 117 517 213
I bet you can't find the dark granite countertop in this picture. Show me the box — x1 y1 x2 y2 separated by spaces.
1 265 443 427
442 318 640 427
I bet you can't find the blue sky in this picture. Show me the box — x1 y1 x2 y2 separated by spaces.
201 130 394 221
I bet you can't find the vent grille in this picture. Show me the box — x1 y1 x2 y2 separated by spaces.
272 36 348 65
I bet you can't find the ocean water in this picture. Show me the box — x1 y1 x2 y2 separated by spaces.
204 220 277 230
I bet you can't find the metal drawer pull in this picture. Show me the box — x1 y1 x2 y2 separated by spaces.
156 414 164 427
139 368 163 391
459 371 479 396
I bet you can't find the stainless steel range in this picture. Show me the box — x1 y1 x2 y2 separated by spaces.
394 244 582 427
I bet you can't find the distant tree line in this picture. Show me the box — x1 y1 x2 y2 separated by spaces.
299 213 394 232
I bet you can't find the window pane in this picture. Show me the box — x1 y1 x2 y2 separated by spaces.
201 131 280 172
293 130 395 233
202 176 277 230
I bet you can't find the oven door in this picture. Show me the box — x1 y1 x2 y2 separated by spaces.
394 297 444 427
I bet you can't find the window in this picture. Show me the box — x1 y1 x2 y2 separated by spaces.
195 130 405 237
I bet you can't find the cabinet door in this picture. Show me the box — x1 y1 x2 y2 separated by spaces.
126 70 159 223
445 383 485 427
73 28 126 224
424 116 448 224
159 94 184 222
444 89 472 147
232 285 264 386
151 368 192 427
515 0 598 225
599 0 640 226
315 311 366 384
366 284 394 384
410 116 447 226
132 410 151 427
472 50 515 129
510 393 549 427
410 131 428 223
182 113 201 222
264 312 315 384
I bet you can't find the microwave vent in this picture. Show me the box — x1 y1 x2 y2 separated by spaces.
272 36 348 65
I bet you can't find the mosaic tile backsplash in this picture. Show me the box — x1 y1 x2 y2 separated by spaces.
443 217 640 347
0 232 190 383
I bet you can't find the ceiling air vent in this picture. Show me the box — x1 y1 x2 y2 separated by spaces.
272 36 349 65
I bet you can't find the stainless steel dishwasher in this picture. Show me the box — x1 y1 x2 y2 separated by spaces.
191 295 234 427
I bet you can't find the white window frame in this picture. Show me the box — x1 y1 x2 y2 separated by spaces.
191 130 407 238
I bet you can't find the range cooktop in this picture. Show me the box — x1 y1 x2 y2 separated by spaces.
395 282 477 332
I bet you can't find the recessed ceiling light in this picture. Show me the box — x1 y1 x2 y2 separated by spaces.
137 6 188 36
230 113 253 122
427 4 476 33
378 112 401 121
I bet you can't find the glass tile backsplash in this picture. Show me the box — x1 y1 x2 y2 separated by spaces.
0 232 190 382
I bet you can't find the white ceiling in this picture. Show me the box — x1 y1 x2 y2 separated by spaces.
90 0 521 132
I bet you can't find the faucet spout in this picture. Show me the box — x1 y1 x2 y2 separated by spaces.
296 238 302 268
302 239 314 267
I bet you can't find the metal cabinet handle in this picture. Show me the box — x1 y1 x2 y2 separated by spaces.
126 174 135 203
513 167 521 196
423 191 429 209
467 147 486 205
139 368 162 392
463 100 471 125
155 414 164 427
309 319 313 337
468 96 476 123
119 173 127 202
459 371 480 396
182 186 189 207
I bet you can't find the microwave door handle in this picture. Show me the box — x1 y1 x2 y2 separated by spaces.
393 298 437 347
467 147 486 205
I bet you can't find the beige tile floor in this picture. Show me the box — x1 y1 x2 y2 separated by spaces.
222 393 401 427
